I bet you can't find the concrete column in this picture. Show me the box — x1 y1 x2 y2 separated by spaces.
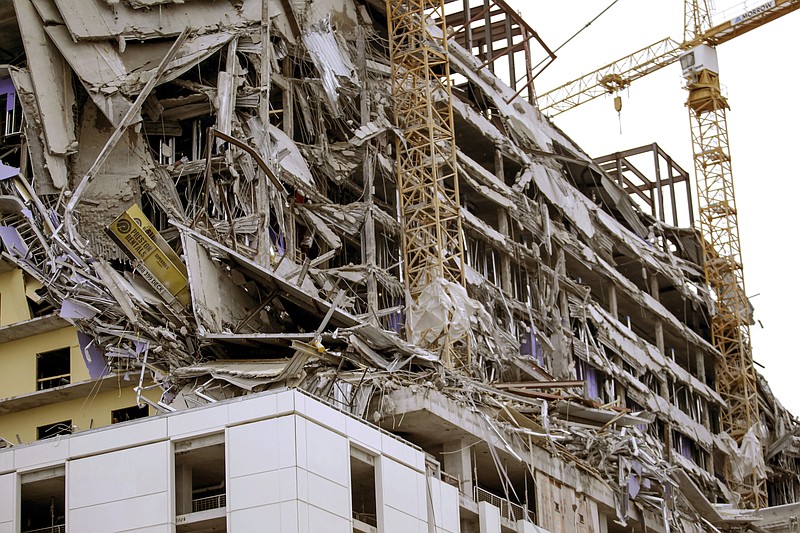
497 208 512 294
461 518 480 533
557 248 569 325
607 284 618 320
442 439 473 496
175 464 192 515
655 320 665 355
650 274 666 357
659 378 669 401
598 512 610 533
495 150 512 295
695 350 707 384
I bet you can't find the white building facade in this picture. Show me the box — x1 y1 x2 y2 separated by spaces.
0 388 545 533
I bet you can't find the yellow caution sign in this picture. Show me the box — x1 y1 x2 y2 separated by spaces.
107 205 190 307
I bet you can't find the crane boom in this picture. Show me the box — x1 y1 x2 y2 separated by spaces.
536 37 683 116
537 0 800 117
697 0 800 46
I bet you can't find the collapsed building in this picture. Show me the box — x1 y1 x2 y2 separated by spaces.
0 0 798 531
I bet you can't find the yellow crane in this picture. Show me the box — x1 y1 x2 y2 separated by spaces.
386 0 469 367
538 0 800 508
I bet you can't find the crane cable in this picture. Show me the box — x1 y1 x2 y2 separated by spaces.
531 0 624 73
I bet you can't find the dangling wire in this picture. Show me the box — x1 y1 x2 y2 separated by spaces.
531 0 625 73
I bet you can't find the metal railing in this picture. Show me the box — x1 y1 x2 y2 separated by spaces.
23 525 65 533
192 493 226 513
474 486 534 522
37 374 70 390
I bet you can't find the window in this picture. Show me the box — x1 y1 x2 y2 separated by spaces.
21 466 65 533
0 81 23 138
519 327 544 367
350 447 377 532
36 348 70 391
37 420 72 440
175 434 226 532
111 405 149 424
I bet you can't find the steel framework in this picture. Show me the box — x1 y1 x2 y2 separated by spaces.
386 0 468 367
686 46 766 515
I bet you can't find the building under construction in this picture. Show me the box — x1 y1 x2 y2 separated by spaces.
0 0 798 531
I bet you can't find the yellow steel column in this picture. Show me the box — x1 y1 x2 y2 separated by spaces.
687 68 765 508
386 0 469 367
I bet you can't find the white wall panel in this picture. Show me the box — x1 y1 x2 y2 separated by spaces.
228 468 297 511
112 524 173 533
227 416 296 478
306 502 351 533
382 432 424 470
0 474 14 528
427 476 460 533
230 501 299 532
301 419 348 486
383 505 427 533
382 457 426 518
303 469 350 519
228 392 279 424
14 438 69 470
229 502 281 532
167 402 229 438
297 393 347 434
68 441 169 510
345 416 382 451
69 418 167 458
68 491 170 532
479 501 501 533
0 450 13 474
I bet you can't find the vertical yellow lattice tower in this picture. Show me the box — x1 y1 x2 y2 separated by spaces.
685 0 765 508
386 0 468 367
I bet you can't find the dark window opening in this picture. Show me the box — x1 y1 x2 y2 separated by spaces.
36 348 70 391
21 470 65 533
27 293 55 318
111 405 149 424
175 436 226 531
351 447 377 529
37 420 72 441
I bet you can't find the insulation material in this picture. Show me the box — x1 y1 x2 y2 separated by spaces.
302 17 358 115
720 426 768 484
77 330 110 379
520 164 595 238
408 277 486 351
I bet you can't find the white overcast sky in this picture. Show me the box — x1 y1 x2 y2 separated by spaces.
507 1 800 416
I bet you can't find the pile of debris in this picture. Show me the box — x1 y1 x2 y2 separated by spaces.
0 0 798 530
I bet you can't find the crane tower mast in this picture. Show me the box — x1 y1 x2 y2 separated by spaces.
683 1 765 508
386 0 469 367
536 0 800 508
